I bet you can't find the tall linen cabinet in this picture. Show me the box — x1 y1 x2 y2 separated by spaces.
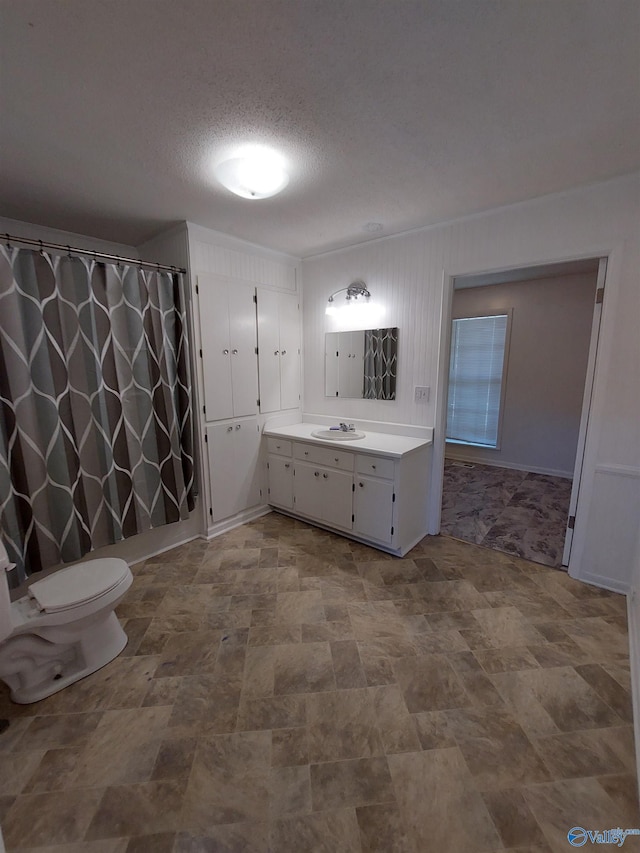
189 225 301 537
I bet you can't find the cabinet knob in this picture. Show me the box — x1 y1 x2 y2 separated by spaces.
314 471 320 477
281 349 287 355
227 426 233 432
371 464 376 470
334 457 339 462
304 451 309 456
323 473 328 479
359 482 364 487
235 424 241 430
274 350 280 356
232 348 238 355
285 463 290 469
223 348 229 355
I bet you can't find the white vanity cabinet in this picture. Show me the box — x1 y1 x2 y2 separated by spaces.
256 289 300 413
263 427 432 556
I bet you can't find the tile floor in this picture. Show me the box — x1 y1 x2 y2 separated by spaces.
441 460 573 568
0 513 637 852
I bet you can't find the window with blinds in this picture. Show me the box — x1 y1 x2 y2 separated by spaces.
446 313 510 448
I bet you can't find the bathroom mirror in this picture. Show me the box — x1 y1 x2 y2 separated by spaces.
324 327 398 399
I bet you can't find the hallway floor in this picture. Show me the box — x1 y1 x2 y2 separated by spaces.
441 459 573 568
0 514 637 852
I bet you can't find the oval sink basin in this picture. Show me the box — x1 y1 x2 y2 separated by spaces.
311 429 366 441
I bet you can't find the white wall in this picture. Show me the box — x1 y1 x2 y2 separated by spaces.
446 271 597 477
302 174 640 592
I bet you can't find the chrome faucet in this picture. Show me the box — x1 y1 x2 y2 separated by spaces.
339 422 355 432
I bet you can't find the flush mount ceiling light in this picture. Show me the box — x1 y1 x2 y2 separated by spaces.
326 280 371 316
214 148 289 199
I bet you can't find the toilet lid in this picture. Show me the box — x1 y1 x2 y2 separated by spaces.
28 558 130 613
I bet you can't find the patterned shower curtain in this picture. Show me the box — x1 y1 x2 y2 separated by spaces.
0 246 195 584
363 327 398 400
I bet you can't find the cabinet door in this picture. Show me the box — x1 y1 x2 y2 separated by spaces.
268 455 293 509
207 422 238 521
322 468 354 530
293 462 324 521
198 277 233 420
278 293 300 410
233 418 261 512
256 288 281 413
354 475 394 543
207 418 261 521
228 287 258 417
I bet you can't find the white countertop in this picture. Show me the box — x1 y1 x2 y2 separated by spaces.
263 422 432 459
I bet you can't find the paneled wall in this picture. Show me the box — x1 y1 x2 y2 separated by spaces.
301 174 640 592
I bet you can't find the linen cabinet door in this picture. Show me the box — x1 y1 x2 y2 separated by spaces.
321 468 353 531
232 418 261 512
256 288 281 413
228 287 258 417
207 422 239 521
278 292 300 411
198 276 233 421
354 475 394 543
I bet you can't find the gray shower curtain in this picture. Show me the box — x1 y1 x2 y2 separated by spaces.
0 246 195 584
363 327 398 400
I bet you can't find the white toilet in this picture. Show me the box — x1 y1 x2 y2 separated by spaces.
0 539 133 703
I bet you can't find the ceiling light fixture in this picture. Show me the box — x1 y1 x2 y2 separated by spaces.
326 280 371 316
214 148 289 199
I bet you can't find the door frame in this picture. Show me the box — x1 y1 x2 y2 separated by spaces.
430 254 608 572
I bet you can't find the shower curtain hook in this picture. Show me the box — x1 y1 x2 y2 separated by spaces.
39 240 44 256
66 245 72 259
5 233 11 251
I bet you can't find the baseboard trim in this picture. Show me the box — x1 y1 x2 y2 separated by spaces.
205 505 271 540
444 453 573 479
627 591 640 800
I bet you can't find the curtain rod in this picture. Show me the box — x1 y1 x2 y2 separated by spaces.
3 233 187 275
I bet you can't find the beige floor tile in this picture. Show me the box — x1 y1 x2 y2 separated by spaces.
180 732 271 832
387 747 501 853
306 688 384 762
270 808 362 853
310 756 395 810
3 787 105 848
393 654 471 713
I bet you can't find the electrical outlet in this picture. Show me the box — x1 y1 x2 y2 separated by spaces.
414 385 430 403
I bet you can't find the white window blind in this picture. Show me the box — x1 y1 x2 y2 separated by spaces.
446 314 509 448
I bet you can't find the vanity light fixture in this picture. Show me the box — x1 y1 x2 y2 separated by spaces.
325 280 371 316
214 147 289 199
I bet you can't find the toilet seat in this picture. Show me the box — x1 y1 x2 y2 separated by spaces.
28 558 130 613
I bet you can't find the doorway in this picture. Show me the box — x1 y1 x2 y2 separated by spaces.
438 257 605 569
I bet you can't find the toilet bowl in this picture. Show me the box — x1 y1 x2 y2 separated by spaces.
0 540 133 703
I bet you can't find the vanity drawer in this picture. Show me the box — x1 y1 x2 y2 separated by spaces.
266 438 292 457
356 454 395 480
293 442 355 471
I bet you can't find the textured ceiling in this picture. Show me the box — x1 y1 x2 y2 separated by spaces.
1 0 639 257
